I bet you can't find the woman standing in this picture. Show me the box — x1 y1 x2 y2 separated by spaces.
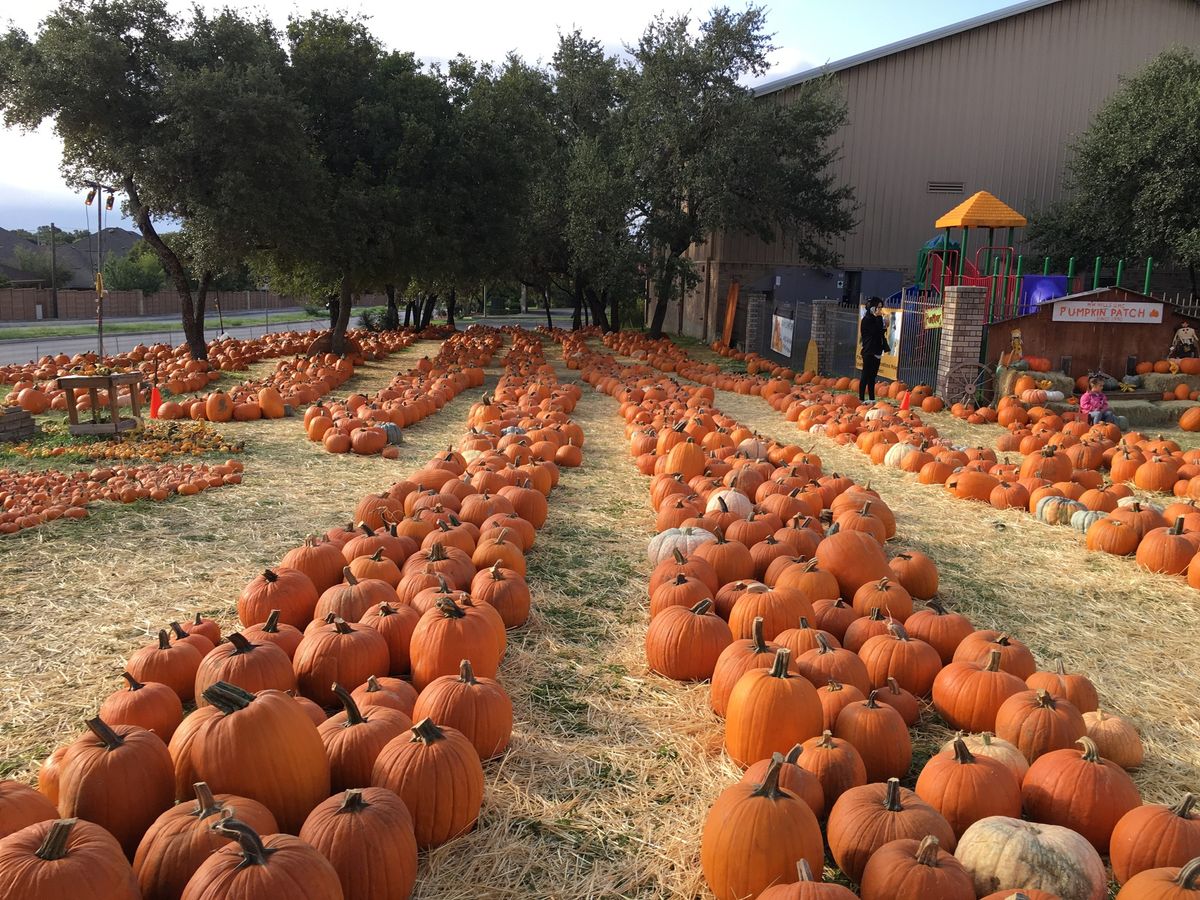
859 298 889 401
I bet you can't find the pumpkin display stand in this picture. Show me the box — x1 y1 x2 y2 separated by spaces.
58 372 144 436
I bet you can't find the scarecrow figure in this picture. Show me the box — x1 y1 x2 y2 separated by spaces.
1170 320 1198 359
999 328 1023 367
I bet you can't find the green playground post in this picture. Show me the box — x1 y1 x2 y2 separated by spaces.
1042 256 1050 275
1067 256 1076 286
1014 255 1024 313
1115 258 1125 288
1093 256 1102 290
958 228 968 277
1144 257 1154 294
985 227 995 283
942 227 951 293
987 256 1002 321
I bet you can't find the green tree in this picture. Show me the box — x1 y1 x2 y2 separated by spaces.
101 240 165 292
9 225 90 243
0 0 317 359
9 246 73 286
1028 48 1200 296
624 6 855 338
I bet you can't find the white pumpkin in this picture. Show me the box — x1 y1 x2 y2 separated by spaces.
736 438 771 460
646 527 717 567
954 816 1106 900
864 408 885 421
883 442 921 469
705 489 754 519
1117 496 1163 513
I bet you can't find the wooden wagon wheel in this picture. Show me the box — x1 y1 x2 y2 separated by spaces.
943 362 996 409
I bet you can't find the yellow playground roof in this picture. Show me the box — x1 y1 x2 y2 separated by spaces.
935 191 1027 229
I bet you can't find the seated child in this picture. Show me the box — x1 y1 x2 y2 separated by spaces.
1079 376 1117 426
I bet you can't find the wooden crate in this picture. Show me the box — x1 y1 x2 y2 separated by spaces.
0 408 36 443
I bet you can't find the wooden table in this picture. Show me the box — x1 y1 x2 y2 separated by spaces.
57 372 145 436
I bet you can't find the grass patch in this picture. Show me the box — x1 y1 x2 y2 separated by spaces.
0 310 323 341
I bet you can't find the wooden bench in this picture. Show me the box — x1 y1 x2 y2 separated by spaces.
57 372 145 436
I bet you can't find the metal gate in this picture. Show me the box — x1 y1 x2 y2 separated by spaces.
895 290 943 388
759 295 814 370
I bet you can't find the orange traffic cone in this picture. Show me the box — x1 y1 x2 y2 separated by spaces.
899 390 911 411
149 385 163 419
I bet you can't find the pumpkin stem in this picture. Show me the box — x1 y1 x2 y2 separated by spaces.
459 659 478 684
436 598 466 619
689 599 714 616
883 777 904 812
262 610 283 633
225 632 255 654
365 675 385 693
410 717 446 745
768 647 792 678
886 676 905 696
784 744 803 765
1055 657 1068 676
191 782 222 819
866 607 885 622
359 523 375 536
193 612 207 627
1172 793 1197 819
263 569 278 583
339 789 370 813
1076 736 1101 762
864 690 882 709
749 753 789 800
369 548 385 562
120 671 144 692
1177 858 1200 889
344 568 360 586
376 603 397 618
490 560 506 579
985 649 1004 672
332 683 366 726
926 598 948 615
995 633 1013 647
748 617 770 653
815 633 834 655
212 817 276 867
913 834 942 866
825 679 844 693
797 616 811 630
795 859 817 882
887 622 910 641
1035 689 1056 708
35 819 76 861
952 737 976 765
203 681 257 714
168 621 190 641
156 629 171 650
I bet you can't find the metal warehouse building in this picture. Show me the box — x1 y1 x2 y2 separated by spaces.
665 0 1200 342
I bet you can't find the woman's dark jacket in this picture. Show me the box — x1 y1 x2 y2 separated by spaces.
860 312 889 356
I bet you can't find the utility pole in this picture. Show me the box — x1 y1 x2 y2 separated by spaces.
48 222 58 319
84 179 116 357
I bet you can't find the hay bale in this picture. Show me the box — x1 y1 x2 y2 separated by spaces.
1142 373 1200 392
996 366 1074 399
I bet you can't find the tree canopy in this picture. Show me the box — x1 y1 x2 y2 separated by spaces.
1 0 855 350
1029 48 1200 295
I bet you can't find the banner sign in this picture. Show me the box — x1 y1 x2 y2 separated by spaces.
770 313 794 357
855 305 902 381
1051 298 1163 324
923 307 944 330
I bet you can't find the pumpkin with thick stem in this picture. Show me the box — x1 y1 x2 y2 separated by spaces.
99 672 184 742
1021 736 1141 853
57 717 175 858
756 859 859 898
314 568 397 624
876 676 920 725
904 598 974 663
127 629 204 702
0 818 139 898
168 620 216 656
348 547 403 587
827 778 956 883
710 617 783 717
1115 858 1200 897
0 780 57 840
858 622 941 697
318 683 412 794
280 535 347 594
775 616 841 659
178 817 342 899
954 815 1106 900
412 659 513 760
649 546 721 596
299 788 418 900
645 598 733 682
132 782 278 900
195 632 297 703
810 597 860 642
1025 659 1099 714
796 632 872 696
952 631 1037 680
352 675 418 717
888 549 939 599
293 618 391 707
370 717 484 849
843 606 901 654
859 834 976 900
852 576 914 622
817 679 866 732
833 690 912 782
725 648 823 767
795 730 866 816
410 597 503 691
470 561 531 628
941 731 1029 782
192 683 330 835
241 610 304 660
915 737 1023 838
995 689 1086 763
700 755 824 900
933 650 1027 732
356 602 420 676
649 572 712 619
237 567 319 629
1082 709 1144 769
728 583 815 641
740 746 824 819
1111 794 1200 885
815 525 892 600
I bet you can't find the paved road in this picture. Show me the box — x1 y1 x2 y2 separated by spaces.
0 309 581 365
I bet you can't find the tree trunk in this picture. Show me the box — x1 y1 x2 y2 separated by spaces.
384 283 399 330
327 291 339 329
420 293 439 330
446 287 457 330
122 175 208 358
608 289 619 333
648 261 673 340
403 300 413 328
520 282 529 313
330 274 353 355
572 276 584 331
585 287 610 332
543 286 553 329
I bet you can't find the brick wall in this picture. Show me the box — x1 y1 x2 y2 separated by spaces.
936 285 988 398
810 299 836 374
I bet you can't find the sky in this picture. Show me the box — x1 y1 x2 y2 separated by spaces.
0 0 1018 232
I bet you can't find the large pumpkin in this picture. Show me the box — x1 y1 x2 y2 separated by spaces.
700 755 825 900
725 648 823 768
645 599 734 682
411 659 513 760
954 815 1106 900
1115 858 1200 898
915 737 1023 837
858 835 976 900
1111 795 1200 885
756 859 858 898
0 818 139 898
318 684 412 794
815 526 892 599
292 618 391 708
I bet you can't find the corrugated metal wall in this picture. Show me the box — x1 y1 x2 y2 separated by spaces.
718 0 1200 273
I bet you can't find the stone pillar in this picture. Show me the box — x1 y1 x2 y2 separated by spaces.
745 292 766 353
936 285 988 398
810 298 836 373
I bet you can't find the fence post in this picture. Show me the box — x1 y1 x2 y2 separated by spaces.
810 299 835 374
935 284 988 399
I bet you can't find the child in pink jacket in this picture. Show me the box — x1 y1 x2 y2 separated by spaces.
1079 376 1117 426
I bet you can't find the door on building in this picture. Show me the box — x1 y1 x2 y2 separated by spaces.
844 271 862 306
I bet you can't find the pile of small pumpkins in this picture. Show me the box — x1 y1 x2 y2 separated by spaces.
0 331 586 897
0 459 243 535
572 341 1194 900
302 330 503 457
5 420 244 463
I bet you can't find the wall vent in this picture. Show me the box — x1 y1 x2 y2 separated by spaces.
927 180 964 194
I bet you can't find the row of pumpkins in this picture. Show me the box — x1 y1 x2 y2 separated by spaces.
301 331 503 457
564 334 1198 900
0 330 584 898
0 460 243 536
